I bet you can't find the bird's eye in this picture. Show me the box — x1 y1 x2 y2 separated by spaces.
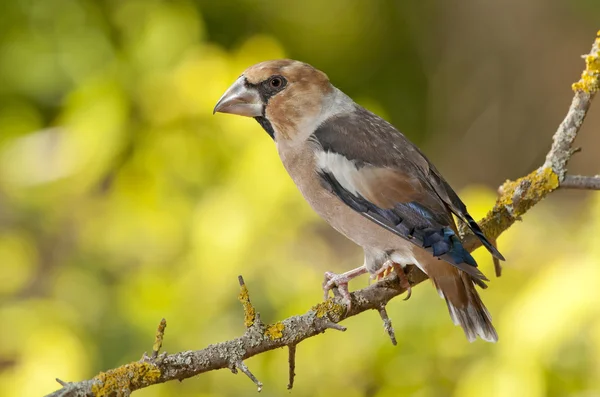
260 76 286 99
269 77 283 88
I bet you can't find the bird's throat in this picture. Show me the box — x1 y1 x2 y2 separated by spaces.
254 116 276 141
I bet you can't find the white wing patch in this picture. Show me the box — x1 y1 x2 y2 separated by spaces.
316 151 361 196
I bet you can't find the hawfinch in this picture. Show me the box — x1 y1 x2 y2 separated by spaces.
214 60 504 342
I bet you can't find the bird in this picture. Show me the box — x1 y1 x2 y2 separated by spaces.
213 59 505 342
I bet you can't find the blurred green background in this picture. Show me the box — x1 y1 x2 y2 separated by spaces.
0 1 599 396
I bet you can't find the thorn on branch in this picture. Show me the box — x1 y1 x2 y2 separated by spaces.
238 275 257 328
287 344 297 390
234 361 263 392
322 320 347 332
378 305 397 346
55 378 68 386
152 318 167 360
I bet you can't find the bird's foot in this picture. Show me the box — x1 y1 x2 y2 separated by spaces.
322 266 368 310
371 261 412 300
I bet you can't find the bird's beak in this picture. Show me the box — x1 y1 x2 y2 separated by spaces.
213 77 263 117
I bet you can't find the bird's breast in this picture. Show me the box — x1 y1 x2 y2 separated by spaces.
276 142 405 252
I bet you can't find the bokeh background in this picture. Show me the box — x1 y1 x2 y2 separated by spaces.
1 1 599 396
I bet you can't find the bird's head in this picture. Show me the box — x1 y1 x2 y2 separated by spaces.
213 59 339 141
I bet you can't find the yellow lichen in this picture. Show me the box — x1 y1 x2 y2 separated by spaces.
152 318 167 356
264 322 285 340
311 299 346 321
496 167 559 213
91 362 161 397
479 167 559 241
572 31 600 93
238 284 255 327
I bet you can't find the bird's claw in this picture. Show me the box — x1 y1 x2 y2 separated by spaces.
322 266 368 311
322 271 353 310
371 261 412 300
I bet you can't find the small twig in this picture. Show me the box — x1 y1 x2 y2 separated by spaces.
493 256 502 277
322 321 347 332
560 175 600 190
235 361 263 392
490 238 502 277
55 378 68 387
287 344 297 390
238 275 257 328
378 305 397 346
152 318 167 360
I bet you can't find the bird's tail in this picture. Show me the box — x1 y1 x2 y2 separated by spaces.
431 268 498 343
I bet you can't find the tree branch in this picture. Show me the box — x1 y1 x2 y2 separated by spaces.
45 31 600 397
560 175 600 190
462 30 600 251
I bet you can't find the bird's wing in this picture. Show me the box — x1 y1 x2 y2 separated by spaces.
425 161 504 260
310 105 503 280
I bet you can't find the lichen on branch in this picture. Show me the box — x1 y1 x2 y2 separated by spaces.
238 276 256 328
91 362 161 397
463 167 559 251
572 30 600 93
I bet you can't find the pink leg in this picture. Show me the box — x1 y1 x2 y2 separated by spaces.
322 265 368 310
371 261 412 300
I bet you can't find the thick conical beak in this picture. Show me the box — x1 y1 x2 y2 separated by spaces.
213 77 263 117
